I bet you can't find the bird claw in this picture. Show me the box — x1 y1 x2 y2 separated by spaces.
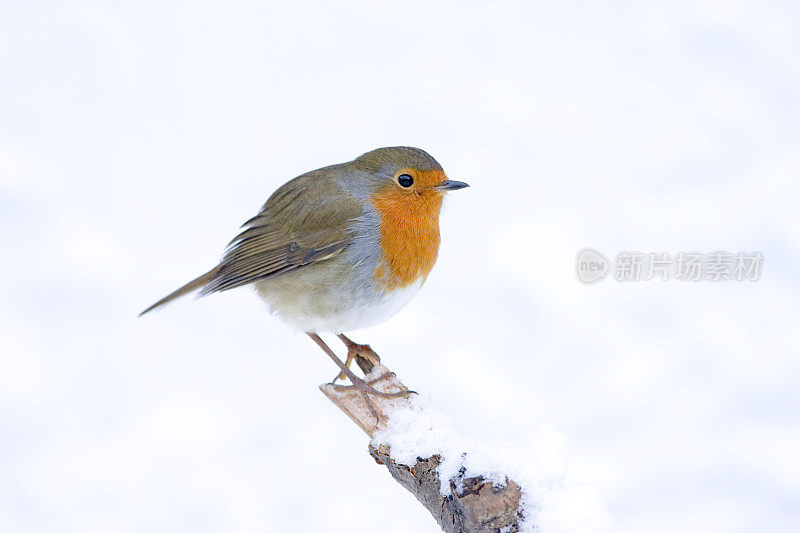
331 375 410 399
315 334 406 423
331 342 382 382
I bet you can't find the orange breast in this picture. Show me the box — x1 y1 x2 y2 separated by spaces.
371 173 444 291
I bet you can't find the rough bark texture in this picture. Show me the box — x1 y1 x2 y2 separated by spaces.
320 354 524 533
369 443 523 532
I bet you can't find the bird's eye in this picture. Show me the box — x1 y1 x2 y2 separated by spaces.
397 174 414 187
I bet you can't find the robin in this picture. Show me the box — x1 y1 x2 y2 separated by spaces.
140 146 468 412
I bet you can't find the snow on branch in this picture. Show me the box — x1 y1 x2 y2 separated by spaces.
320 354 611 533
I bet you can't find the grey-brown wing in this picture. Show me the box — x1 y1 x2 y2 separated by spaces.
201 169 360 294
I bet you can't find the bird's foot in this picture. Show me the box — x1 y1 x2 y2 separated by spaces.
332 334 381 382
332 371 408 393
332 374 415 421
307 332 410 424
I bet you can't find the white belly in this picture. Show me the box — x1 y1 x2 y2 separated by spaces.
311 279 424 333
254 270 424 333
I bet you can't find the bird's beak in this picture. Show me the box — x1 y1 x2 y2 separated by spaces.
434 179 470 191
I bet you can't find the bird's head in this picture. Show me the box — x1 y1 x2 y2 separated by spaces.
350 146 469 202
343 146 469 290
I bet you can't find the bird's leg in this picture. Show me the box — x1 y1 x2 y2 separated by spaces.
307 333 411 422
335 334 406 392
332 333 381 382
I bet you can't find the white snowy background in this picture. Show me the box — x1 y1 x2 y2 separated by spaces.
2 1 799 532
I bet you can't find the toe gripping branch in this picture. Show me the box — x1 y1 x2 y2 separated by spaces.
319 352 413 436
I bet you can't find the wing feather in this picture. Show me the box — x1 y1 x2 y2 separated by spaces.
202 167 359 294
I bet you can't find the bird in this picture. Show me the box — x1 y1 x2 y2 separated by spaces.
140 146 468 411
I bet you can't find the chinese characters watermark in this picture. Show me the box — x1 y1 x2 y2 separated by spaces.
576 249 762 284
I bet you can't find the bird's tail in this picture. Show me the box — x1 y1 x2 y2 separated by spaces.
138 266 220 317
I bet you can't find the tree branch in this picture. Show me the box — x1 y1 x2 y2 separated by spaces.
320 355 524 533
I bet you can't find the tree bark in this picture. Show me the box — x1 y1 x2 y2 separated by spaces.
320 354 523 533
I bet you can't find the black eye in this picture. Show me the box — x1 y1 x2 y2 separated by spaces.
397 174 414 187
